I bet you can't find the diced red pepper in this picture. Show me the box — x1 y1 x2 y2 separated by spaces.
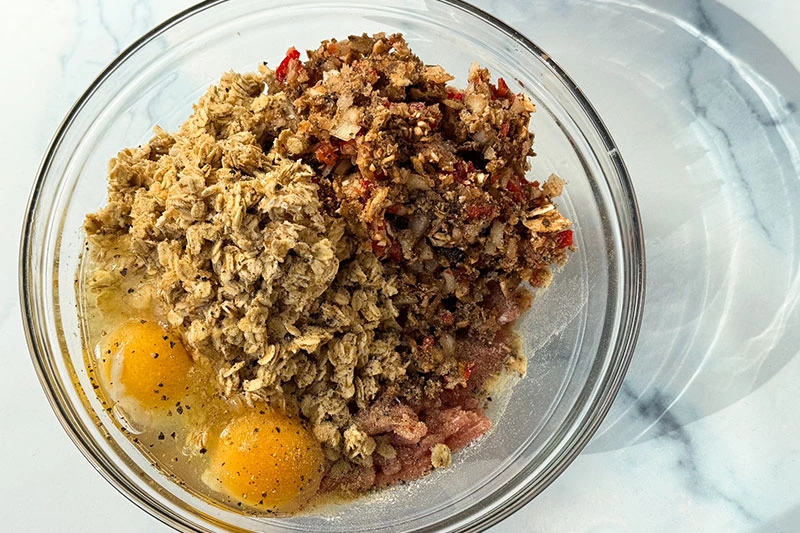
372 230 402 262
361 178 376 193
463 362 475 381
315 140 339 166
370 220 390 256
446 87 464 101
453 161 477 184
359 178 376 203
388 241 403 262
421 335 435 351
554 229 574 248
497 77 510 97
454 161 468 184
465 203 494 221
499 123 510 138
440 311 454 326
506 176 530 203
368 69 379 83
506 178 527 203
275 47 301 83
490 77 511 100
371 239 386 257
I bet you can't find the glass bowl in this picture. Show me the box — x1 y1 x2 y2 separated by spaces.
20 0 644 531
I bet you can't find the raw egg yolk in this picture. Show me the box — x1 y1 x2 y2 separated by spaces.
204 410 324 513
98 319 193 411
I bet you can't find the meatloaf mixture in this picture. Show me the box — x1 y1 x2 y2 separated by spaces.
84 33 573 504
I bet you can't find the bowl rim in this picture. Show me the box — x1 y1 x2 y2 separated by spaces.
20 0 645 531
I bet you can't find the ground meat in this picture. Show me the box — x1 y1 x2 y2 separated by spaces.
370 406 491 487
84 32 573 494
357 400 428 445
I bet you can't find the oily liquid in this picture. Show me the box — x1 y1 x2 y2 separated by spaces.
77 250 518 516
77 255 273 515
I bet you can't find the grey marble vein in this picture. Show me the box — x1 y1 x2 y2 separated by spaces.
58 0 83 73
96 0 123 56
685 1 774 241
621 384 761 523
696 0 797 126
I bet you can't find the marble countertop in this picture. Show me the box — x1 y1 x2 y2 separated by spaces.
2 1 799 531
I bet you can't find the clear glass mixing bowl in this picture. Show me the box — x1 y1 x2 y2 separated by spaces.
20 0 644 531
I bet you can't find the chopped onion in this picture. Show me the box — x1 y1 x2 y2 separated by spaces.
406 174 431 191
409 213 430 238
331 121 361 141
465 92 486 113
485 221 505 254
473 130 488 145
442 269 456 294
440 333 456 355
510 96 526 114
490 221 505 247
331 106 362 140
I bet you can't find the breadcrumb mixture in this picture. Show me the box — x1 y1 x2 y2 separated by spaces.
85 33 573 491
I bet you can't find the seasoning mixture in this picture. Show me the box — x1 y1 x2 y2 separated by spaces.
82 33 574 514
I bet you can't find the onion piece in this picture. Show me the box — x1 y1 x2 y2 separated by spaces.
409 213 430 238
440 333 456 355
442 269 456 294
331 121 361 141
485 221 505 254
406 174 431 191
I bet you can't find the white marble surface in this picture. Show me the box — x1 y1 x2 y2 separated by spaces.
2 0 800 531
